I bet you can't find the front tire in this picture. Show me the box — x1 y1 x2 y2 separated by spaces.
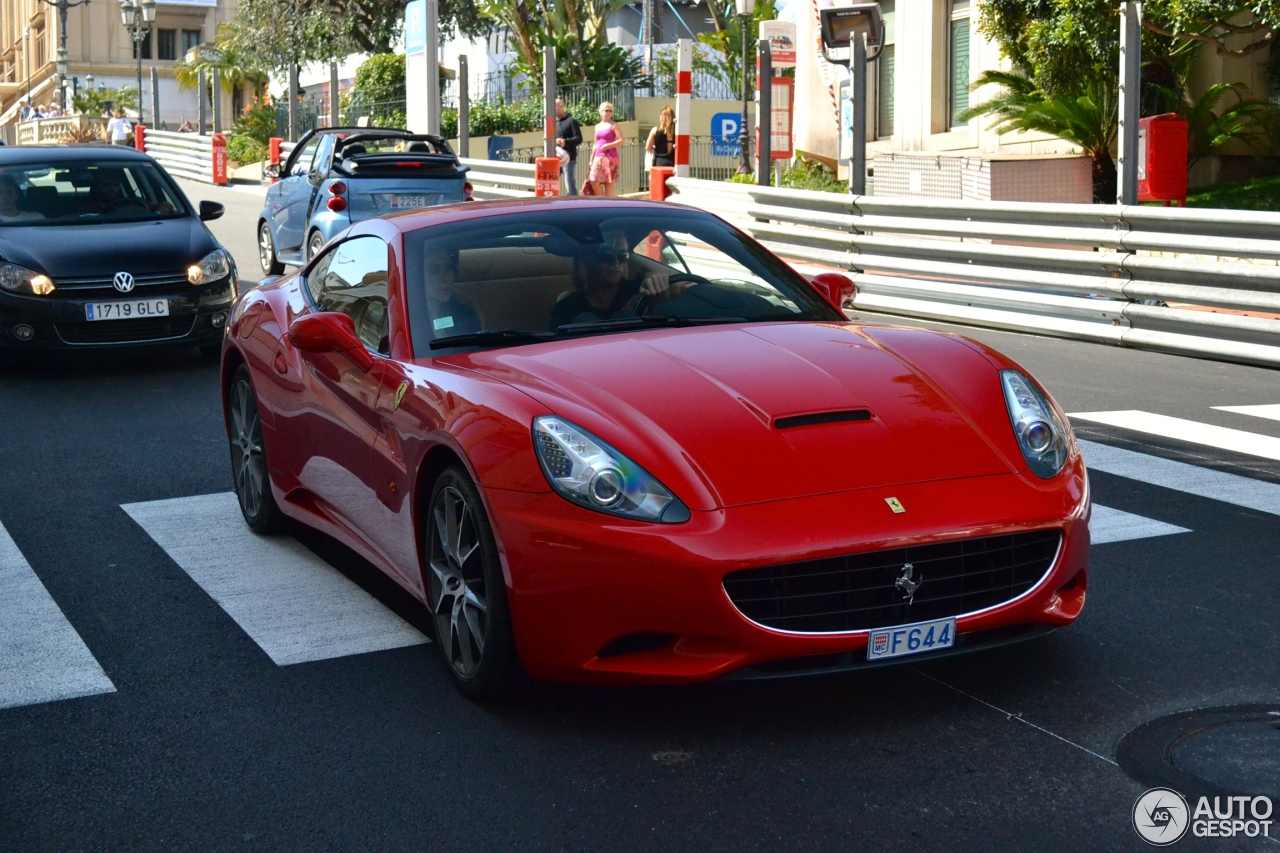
425 466 522 699
258 221 284 276
228 366 284 533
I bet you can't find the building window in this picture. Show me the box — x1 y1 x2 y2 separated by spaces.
949 0 971 128
876 0 895 138
182 29 202 55
133 31 152 60
157 29 176 61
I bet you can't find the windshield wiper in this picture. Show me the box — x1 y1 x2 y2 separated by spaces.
557 315 748 335
428 329 557 349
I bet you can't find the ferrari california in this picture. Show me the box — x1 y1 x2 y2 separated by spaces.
220 198 1090 698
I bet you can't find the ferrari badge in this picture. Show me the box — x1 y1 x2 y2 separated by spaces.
393 380 410 411
885 497 905 514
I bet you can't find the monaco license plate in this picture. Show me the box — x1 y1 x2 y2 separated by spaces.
867 616 956 661
85 299 169 321
387 194 428 209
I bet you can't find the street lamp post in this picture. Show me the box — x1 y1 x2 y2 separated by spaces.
23 27 31 107
736 0 755 175
34 0 93 114
119 0 156 124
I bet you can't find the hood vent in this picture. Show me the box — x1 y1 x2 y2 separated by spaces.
774 409 872 430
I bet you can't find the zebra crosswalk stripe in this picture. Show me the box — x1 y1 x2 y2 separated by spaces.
1213 404 1280 423
1089 505 1189 545
1069 410 1280 462
0 521 115 711
122 493 429 667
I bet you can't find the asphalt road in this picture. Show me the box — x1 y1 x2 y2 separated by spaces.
1 180 1278 851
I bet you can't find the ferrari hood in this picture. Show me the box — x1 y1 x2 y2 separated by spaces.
460 322 1019 509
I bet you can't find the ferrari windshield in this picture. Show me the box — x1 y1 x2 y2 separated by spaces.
0 162 188 225
405 206 843 353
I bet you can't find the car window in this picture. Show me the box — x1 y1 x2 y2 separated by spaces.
401 208 842 354
0 161 187 224
306 236 390 353
288 140 320 177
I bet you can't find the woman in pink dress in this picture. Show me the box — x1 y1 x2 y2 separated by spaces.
587 102 623 196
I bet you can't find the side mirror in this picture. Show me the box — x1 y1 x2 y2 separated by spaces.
199 200 224 221
810 273 857 312
263 162 281 180
287 312 374 371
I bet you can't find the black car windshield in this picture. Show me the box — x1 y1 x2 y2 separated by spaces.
404 207 843 355
0 162 188 225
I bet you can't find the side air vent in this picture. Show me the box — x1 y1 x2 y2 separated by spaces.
774 410 872 430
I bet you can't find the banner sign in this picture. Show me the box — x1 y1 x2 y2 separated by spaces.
759 21 797 68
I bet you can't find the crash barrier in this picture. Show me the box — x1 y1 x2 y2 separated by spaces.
140 130 228 185
456 157 537 200
665 177 1280 369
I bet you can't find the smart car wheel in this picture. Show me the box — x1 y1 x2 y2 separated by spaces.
307 230 326 262
228 366 284 533
258 221 284 275
425 466 521 699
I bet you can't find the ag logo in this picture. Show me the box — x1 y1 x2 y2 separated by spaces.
1133 788 1189 846
113 271 135 293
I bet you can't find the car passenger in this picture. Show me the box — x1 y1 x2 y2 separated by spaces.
549 237 673 329
0 175 43 222
425 246 481 339
77 169 172 216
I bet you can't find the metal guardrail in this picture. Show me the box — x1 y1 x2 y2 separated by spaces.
666 177 1280 369
145 130 220 184
457 157 536 200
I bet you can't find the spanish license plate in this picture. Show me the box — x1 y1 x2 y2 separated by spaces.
84 299 169 321
388 195 428 209
867 616 956 661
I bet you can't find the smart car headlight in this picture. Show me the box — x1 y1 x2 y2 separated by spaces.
0 262 54 295
533 416 690 523
188 248 231 285
1001 370 1070 479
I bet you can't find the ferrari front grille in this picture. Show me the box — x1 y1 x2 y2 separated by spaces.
722 530 1062 634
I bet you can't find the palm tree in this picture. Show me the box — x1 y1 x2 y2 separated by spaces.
175 30 268 102
959 70 1118 204
1149 81 1280 169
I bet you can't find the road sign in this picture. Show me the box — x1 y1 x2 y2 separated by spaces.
711 112 741 156
405 0 425 54
759 21 797 68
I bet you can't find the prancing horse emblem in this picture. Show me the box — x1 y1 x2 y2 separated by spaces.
393 380 410 410
895 563 923 604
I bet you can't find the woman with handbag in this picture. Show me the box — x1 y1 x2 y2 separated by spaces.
587 102 624 197
646 106 676 169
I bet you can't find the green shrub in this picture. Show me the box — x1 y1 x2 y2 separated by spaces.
232 99 278 145
439 97 599 139
726 158 848 193
227 134 267 164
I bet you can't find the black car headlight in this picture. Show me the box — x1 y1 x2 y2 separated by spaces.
533 415 690 523
1001 370 1070 479
0 262 54 295
188 249 231 285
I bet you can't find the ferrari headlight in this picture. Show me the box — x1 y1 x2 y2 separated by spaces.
0 262 54 295
1001 370 1070 479
533 415 690 523
188 248 231 285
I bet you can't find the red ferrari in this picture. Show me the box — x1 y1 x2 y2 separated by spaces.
221 198 1089 698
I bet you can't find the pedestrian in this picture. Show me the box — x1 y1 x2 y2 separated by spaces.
106 108 131 145
554 98 583 196
587 101 623 197
33 104 46 119
18 99 31 121
178 120 193 133
47 104 62 117
646 105 676 169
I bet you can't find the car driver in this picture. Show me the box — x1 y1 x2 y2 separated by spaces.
549 234 673 329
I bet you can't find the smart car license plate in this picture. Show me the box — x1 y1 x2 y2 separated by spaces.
388 195 428 209
867 617 955 661
85 299 169 321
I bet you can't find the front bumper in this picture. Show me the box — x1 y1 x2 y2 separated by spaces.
487 463 1090 684
0 278 237 351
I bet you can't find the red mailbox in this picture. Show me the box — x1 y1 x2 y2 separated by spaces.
1138 113 1188 206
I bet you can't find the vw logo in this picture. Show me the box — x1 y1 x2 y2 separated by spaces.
112 271 135 293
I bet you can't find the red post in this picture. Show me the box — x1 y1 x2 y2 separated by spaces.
268 137 283 184
134 124 146 152
211 133 229 186
534 157 561 197
649 166 674 201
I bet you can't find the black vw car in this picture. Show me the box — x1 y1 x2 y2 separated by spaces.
0 145 236 356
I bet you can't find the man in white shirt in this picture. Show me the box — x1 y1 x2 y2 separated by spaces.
106 109 132 145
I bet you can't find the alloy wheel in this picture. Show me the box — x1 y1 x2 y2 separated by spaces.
307 231 326 262
428 485 489 680
229 377 267 520
258 222 279 275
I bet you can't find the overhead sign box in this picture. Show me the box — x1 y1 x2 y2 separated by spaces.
820 3 884 51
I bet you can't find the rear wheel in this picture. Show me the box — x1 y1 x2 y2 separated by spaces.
228 366 284 533
307 229 326 262
425 466 522 699
258 221 284 276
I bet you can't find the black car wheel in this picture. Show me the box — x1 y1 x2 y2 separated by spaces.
228 366 284 533
425 466 522 699
307 230 326 262
258 221 284 276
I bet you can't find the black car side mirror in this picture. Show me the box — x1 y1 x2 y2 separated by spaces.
199 200 224 222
